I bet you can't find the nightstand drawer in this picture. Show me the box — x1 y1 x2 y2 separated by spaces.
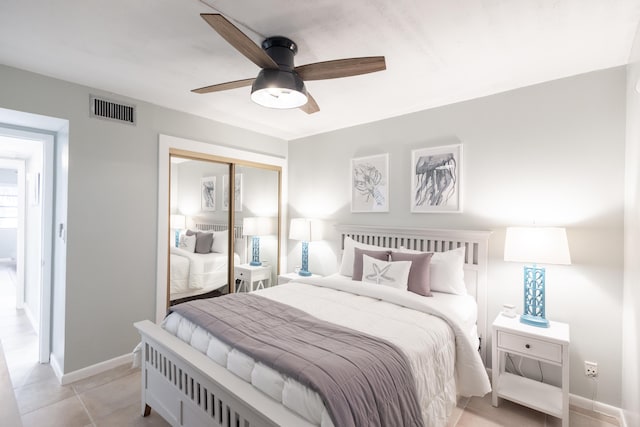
497 331 561 363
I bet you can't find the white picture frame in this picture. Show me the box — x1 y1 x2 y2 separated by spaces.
201 176 216 212
410 144 462 213
350 153 389 212
222 173 243 212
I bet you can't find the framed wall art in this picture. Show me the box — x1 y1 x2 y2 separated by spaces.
351 153 389 212
411 144 462 213
200 176 216 212
222 173 243 212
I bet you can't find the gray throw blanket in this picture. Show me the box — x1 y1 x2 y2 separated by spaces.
171 294 424 427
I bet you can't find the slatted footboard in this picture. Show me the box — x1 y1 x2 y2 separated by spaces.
135 320 314 427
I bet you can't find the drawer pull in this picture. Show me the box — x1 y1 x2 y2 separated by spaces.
525 344 531 349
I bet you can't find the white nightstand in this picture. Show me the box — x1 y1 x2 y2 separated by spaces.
234 264 272 292
277 272 322 285
492 314 570 427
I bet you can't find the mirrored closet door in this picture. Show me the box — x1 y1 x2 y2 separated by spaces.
165 148 282 310
236 164 280 286
168 153 232 306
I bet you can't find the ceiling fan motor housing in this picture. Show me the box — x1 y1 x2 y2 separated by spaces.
261 36 298 71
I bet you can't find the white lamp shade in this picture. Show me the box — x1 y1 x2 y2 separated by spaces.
242 217 275 237
504 227 571 265
170 214 186 230
289 218 324 242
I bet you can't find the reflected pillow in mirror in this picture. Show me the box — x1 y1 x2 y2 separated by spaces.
195 231 214 254
179 234 196 253
211 230 228 254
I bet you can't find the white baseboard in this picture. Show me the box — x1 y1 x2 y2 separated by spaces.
50 353 132 386
50 353 63 383
570 394 626 427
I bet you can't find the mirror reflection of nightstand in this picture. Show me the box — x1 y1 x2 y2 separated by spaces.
277 272 322 285
234 264 272 292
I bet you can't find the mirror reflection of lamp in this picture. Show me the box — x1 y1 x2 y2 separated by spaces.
170 214 186 248
242 217 275 266
504 227 571 328
289 218 320 276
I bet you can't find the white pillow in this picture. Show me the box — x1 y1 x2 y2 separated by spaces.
398 246 467 295
430 246 467 295
178 233 196 253
361 254 412 290
339 236 388 277
211 230 229 254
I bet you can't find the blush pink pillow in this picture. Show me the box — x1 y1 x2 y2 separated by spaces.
353 247 390 281
390 251 434 296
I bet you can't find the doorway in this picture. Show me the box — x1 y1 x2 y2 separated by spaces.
0 128 54 364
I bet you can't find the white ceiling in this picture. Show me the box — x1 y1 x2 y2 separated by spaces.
1 0 639 141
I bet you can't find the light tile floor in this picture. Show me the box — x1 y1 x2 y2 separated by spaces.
0 265 621 427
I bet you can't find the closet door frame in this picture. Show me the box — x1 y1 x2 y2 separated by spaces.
156 134 287 323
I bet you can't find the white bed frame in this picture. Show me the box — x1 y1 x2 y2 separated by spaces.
136 225 490 427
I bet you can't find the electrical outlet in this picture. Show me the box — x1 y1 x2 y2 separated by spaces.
584 361 598 377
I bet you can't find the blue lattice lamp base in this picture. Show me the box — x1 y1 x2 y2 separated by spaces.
298 241 312 276
520 265 550 328
250 236 262 266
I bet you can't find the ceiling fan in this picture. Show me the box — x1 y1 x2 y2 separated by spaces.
191 14 386 114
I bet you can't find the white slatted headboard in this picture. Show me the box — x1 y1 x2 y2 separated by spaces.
195 222 243 240
335 224 491 363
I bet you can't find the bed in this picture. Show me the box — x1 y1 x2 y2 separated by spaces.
136 225 491 427
169 223 243 302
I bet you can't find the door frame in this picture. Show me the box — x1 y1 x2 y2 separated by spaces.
0 126 54 364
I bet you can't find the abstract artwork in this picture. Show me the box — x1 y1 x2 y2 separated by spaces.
351 154 389 212
411 144 462 213
222 173 243 212
201 176 216 211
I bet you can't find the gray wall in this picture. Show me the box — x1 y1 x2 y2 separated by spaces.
623 27 640 427
0 64 287 373
288 68 626 406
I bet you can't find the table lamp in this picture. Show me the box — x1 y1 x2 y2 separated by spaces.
169 214 186 248
289 218 318 276
242 217 273 266
504 226 571 328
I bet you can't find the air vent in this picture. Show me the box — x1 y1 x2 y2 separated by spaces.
90 96 136 125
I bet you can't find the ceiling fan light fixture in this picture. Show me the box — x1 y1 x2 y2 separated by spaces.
251 69 308 109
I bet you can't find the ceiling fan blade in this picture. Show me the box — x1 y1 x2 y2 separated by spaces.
200 14 278 70
191 78 255 94
299 92 320 114
295 56 386 81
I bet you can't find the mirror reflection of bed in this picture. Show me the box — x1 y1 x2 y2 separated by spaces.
169 223 242 305
168 153 281 306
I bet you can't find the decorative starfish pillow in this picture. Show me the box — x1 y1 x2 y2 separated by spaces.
361 254 412 290
178 233 196 253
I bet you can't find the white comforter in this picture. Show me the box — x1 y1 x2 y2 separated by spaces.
163 275 491 426
169 247 238 293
